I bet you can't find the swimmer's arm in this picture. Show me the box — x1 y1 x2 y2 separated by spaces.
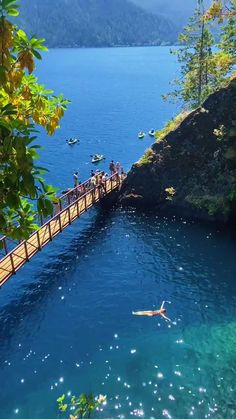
160 301 165 309
160 313 171 322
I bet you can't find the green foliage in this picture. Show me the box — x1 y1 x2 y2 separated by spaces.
0 0 69 239
57 392 107 418
155 112 190 142
164 0 235 109
137 148 155 166
0 0 19 17
185 194 231 216
213 124 227 141
165 186 176 201
219 15 236 58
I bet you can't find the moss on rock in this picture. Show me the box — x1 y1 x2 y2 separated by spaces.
120 79 236 222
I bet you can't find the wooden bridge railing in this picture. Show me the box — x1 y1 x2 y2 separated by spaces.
0 172 122 287
0 174 102 256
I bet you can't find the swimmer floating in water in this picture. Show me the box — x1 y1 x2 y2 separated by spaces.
132 301 171 321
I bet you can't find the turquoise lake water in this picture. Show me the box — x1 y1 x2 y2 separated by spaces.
0 47 236 419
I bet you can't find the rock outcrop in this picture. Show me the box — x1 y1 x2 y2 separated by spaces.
120 79 236 222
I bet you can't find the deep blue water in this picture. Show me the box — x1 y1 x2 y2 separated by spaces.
1 47 236 419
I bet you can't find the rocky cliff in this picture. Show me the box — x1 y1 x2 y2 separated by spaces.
120 79 236 222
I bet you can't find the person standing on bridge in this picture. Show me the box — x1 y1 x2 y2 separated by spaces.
73 172 79 188
109 160 115 175
98 175 105 195
115 161 120 174
102 171 107 192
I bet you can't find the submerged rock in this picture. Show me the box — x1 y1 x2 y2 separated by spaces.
120 79 236 222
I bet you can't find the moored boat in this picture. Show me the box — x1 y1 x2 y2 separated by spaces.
91 154 105 163
138 131 145 139
148 129 155 137
67 138 79 145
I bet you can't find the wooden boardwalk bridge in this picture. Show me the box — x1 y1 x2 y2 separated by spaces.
0 172 123 287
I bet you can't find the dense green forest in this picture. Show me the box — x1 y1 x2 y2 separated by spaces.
18 0 177 47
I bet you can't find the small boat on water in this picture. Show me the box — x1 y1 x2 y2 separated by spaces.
91 154 105 163
67 138 79 145
138 131 145 139
148 129 155 137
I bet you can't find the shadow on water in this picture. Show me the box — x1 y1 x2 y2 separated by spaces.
0 206 116 343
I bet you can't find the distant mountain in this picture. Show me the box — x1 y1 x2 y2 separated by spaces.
18 0 177 48
131 0 209 27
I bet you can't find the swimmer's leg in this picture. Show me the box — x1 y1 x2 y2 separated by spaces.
132 311 154 316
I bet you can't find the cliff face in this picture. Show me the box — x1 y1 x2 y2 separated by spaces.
120 79 236 222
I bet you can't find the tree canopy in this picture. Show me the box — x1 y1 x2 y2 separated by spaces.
164 0 236 108
0 0 69 240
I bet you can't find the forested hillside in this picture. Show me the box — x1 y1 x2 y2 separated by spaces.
18 0 177 47
131 0 197 26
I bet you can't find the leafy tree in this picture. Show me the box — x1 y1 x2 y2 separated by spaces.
164 0 214 107
0 0 69 240
205 1 236 86
57 393 107 418
205 1 236 58
164 0 235 109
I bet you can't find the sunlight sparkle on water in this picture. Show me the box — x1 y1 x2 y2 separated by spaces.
162 409 172 418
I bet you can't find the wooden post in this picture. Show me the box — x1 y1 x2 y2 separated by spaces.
75 186 79 199
117 172 120 186
84 193 87 210
24 241 29 261
3 238 8 256
58 214 62 232
68 208 71 224
48 223 52 241
59 198 62 212
37 231 41 250
9 253 15 274
76 200 80 216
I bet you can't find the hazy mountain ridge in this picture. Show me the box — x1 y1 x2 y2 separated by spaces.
18 0 178 47
131 0 210 27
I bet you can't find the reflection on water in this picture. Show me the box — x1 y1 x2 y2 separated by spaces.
0 209 236 418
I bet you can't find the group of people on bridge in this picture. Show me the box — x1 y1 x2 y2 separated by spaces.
45 161 125 224
73 160 125 192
